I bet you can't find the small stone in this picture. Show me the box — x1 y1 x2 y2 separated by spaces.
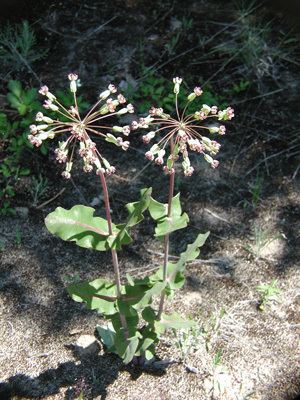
15 207 29 218
74 335 100 357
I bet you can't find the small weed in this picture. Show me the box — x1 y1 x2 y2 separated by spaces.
244 226 281 259
62 273 81 285
256 279 281 311
30 174 49 207
15 227 22 245
172 326 202 361
0 20 46 75
242 175 263 211
0 80 45 214
213 349 222 366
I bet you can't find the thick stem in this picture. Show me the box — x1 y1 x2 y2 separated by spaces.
157 142 175 319
99 171 129 340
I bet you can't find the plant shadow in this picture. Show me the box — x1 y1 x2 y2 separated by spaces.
0 348 166 400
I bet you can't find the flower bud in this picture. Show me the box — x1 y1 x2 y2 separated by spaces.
208 126 219 134
117 107 128 115
99 89 110 100
112 126 123 133
173 77 182 94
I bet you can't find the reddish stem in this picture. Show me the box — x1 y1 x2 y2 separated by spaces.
98 171 129 340
157 139 175 319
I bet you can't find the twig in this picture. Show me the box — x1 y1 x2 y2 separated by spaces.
231 88 286 106
244 144 299 177
204 208 230 224
36 188 66 209
292 163 300 180
76 16 117 43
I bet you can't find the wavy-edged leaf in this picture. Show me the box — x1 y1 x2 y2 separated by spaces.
114 187 152 248
45 205 121 251
149 193 189 237
174 232 210 272
67 278 117 315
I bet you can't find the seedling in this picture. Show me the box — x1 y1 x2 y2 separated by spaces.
256 279 281 311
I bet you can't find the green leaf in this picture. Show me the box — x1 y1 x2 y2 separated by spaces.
142 306 156 323
154 313 196 334
174 232 210 272
96 324 116 351
149 193 189 237
113 187 152 248
8 80 22 97
67 278 117 315
149 198 168 220
134 281 167 311
45 205 123 251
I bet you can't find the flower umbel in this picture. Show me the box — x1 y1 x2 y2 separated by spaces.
138 78 234 176
29 75 134 178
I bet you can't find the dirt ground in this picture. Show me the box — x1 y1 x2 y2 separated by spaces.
0 0 300 399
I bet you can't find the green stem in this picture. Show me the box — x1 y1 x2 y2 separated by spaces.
157 140 175 319
98 171 129 340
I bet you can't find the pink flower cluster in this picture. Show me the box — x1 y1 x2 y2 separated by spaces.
29 75 134 179
137 78 234 176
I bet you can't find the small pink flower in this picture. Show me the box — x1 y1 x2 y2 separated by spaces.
54 148 68 163
184 166 194 176
106 98 116 112
145 151 154 161
108 84 117 93
142 135 150 144
149 107 157 116
68 73 78 81
35 112 44 122
173 77 182 84
106 166 116 175
211 160 219 168
96 168 106 176
117 94 126 104
39 85 49 95
211 106 218 115
122 126 130 136
28 134 42 147
121 141 129 151
30 124 38 133
194 87 203 96
127 103 134 113
155 156 164 165
83 164 93 173
219 125 226 135
62 171 71 179
131 121 139 130
163 166 175 175
226 107 234 120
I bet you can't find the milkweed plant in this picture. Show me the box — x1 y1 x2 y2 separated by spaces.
28 74 234 364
